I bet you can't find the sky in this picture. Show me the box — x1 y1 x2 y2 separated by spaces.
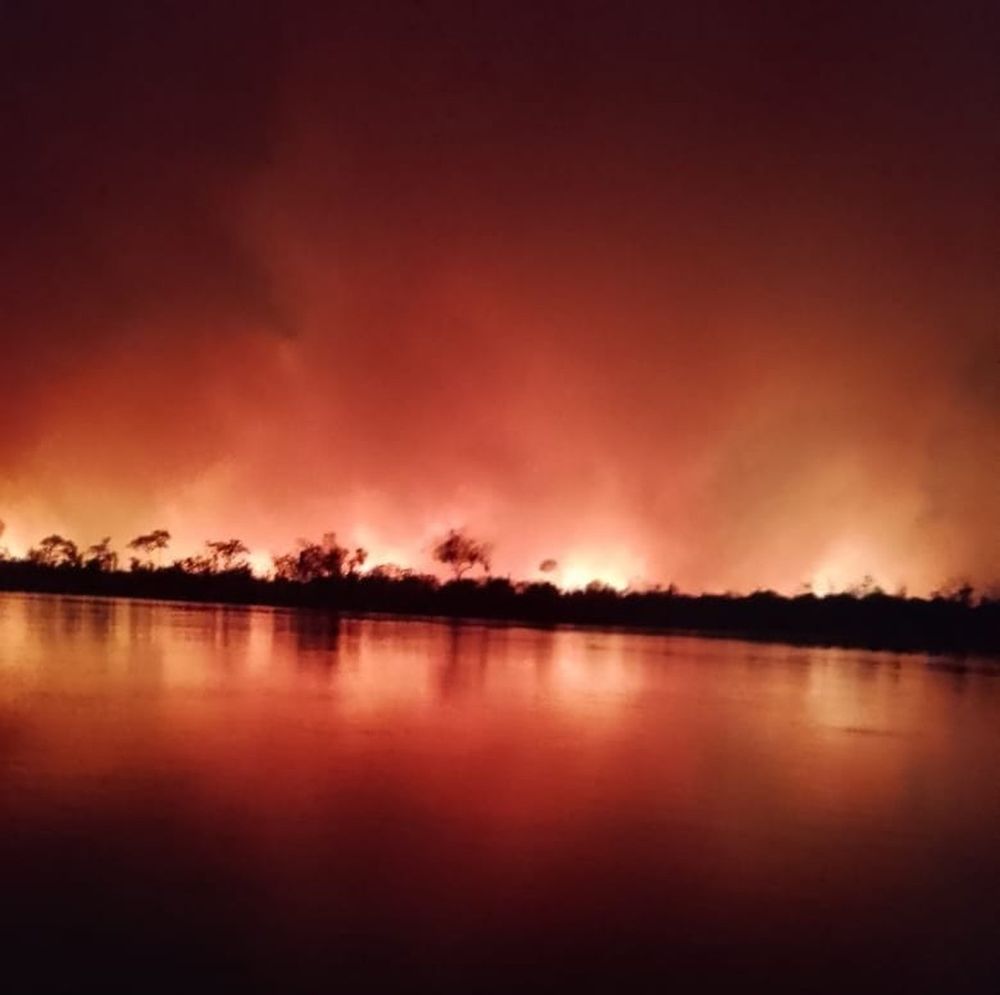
2 1 998 593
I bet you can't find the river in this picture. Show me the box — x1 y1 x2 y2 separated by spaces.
1 593 998 991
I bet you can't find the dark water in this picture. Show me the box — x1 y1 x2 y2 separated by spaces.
1 594 998 992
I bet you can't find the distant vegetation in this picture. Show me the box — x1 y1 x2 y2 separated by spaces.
0 520 996 655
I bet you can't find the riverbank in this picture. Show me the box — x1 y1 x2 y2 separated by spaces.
1 561 996 656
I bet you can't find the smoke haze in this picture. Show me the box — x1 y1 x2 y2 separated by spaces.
2 1 998 593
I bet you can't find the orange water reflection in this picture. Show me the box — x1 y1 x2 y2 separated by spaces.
1 594 999 989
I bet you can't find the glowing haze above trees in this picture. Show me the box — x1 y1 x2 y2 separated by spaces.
2 3 998 595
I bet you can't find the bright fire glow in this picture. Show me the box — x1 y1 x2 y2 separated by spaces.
808 540 888 595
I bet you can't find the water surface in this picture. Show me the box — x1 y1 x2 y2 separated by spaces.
1 594 998 991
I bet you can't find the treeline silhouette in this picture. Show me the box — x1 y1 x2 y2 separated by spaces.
0 525 996 655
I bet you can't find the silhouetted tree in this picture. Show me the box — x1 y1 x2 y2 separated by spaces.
433 529 492 580
954 583 976 606
272 552 298 581
205 538 251 573
347 547 368 575
273 533 347 582
931 578 976 606
368 563 410 581
127 529 171 568
28 534 81 568
848 574 882 597
84 537 119 572
176 554 213 574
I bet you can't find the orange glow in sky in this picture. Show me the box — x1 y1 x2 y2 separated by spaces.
1 3 997 595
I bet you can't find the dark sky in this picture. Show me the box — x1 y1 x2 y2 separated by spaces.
2 1 998 592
